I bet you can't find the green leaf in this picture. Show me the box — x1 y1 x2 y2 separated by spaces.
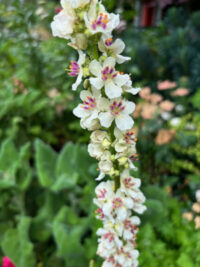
2 216 36 267
35 139 58 188
56 142 78 179
52 207 89 267
176 253 193 267
0 139 18 172
51 173 79 192
53 222 86 267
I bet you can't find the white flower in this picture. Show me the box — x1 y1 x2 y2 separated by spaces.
122 78 141 95
89 57 129 99
196 190 200 203
111 190 134 220
103 215 140 242
123 151 138 170
51 3 75 39
94 183 134 221
96 171 106 181
62 0 90 9
121 216 140 241
97 227 122 252
132 193 146 214
66 50 86 91
161 112 171 121
68 34 88 50
120 169 141 199
114 127 137 153
98 151 113 173
97 241 116 259
175 104 184 113
98 36 130 64
88 131 111 159
88 143 105 159
80 118 100 131
102 257 117 267
94 180 115 202
90 130 110 144
115 244 139 267
73 88 101 129
115 142 137 169
99 98 135 131
170 117 181 126
84 3 119 35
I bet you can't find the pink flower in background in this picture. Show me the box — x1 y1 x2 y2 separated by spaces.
149 93 163 104
133 103 142 118
1 257 16 267
155 129 176 145
171 88 189 96
160 100 175 112
139 87 151 100
157 80 177 90
141 103 157 120
55 7 62 14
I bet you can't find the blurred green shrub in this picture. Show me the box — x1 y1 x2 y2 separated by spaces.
122 8 200 91
0 139 100 267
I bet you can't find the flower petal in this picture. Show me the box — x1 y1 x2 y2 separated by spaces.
112 38 125 54
72 72 83 91
105 80 122 99
98 39 106 53
103 57 116 68
77 50 86 65
108 13 120 31
99 97 110 110
96 171 105 181
124 101 135 114
114 74 130 87
89 60 102 76
116 55 131 64
134 204 147 214
90 77 104 89
80 90 92 101
99 112 113 128
86 109 98 124
114 128 124 143
116 115 134 131
126 87 141 95
116 207 127 220
73 105 90 118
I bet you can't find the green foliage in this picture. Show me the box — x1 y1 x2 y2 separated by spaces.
139 186 200 267
2 217 36 267
0 139 32 190
123 8 200 90
0 139 99 267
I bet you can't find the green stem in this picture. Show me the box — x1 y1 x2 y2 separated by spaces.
114 175 120 192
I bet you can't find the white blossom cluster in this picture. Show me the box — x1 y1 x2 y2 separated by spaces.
51 0 146 266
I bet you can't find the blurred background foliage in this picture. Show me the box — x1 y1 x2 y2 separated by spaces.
0 0 200 266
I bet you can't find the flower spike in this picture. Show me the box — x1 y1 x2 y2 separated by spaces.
51 1 146 266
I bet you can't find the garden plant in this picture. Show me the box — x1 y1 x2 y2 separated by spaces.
51 0 146 266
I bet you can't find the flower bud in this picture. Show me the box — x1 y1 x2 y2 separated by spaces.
75 33 88 50
118 156 128 165
115 170 119 176
83 79 90 88
125 163 129 168
102 138 111 148
110 155 115 161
